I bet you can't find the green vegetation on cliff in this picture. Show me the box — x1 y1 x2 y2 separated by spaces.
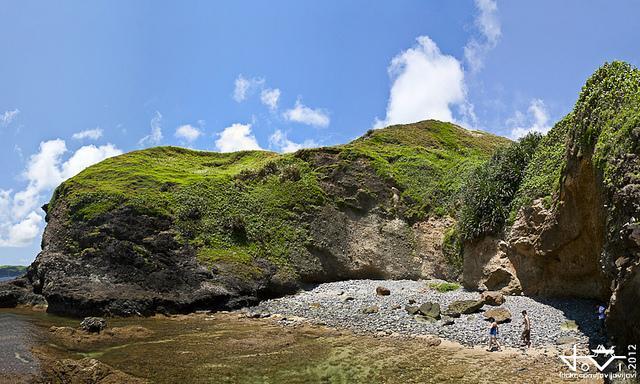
50 121 508 277
457 61 640 244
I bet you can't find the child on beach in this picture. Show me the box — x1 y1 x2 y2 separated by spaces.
487 318 502 352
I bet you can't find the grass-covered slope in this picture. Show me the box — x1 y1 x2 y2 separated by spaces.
49 120 508 276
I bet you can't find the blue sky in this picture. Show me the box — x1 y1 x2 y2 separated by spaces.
1 0 639 265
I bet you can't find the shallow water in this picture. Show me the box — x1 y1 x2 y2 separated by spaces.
0 308 594 383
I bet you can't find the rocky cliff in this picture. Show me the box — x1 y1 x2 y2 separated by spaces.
15 121 507 316
461 62 640 346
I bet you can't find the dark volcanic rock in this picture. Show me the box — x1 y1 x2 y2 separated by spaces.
0 280 46 308
80 317 107 333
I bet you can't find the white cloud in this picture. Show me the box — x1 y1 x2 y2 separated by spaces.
233 75 264 102
375 36 466 128
508 99 552 139
138 111 163 147
175 124 202 143
269 130 318 153
0 109 20 127
61 143 122 180
464 0 501 73
72 127 103 140
0 212 43 247
215 123 262 153
0 140 122 247
283 100 330 127
260 88 281 110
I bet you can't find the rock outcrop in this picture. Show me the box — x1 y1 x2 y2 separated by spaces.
9 121 507 316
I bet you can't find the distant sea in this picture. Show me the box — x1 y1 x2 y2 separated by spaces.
0 276 18 282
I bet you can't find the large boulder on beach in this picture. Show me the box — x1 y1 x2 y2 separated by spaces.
444 300 483 317
484 307 511 323
480 291 504 306
376 286 391 296
418 302 441 319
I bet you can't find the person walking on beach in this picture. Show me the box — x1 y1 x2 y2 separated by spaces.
487 318 501 352
520 310 531 348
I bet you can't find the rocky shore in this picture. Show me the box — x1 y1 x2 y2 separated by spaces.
252 280 604 349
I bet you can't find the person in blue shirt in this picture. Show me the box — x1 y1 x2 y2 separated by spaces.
486 317 502 352
597 304 606 335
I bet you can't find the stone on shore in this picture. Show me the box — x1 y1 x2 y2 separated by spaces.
480 291 505 306
363 305 379 314
418 302 441 319
444 300 484 317
376 286 391 296
484 307 511 323
80 317 107 333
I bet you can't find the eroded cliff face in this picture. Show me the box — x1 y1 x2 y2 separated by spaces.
463 157 611 300
463 62 640 346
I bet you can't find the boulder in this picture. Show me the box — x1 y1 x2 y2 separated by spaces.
480 291 505 306
80 317 107 333
483 307 511 323
444 300 483 317
405 305 420 315
376 286 391 296
418 302 441 319
362 305 379 314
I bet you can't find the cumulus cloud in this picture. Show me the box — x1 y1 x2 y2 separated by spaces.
260 88 281 110
0 212 43 247
0 140 122 247
269 129 318 153
233 75 264 102
464 0 501 73
0 109 20 127
72 127 103 140
138 111 163 147
507 99 552 139
283 100 330 127
215 123 262 153
175 124 202 143
375 36 466 128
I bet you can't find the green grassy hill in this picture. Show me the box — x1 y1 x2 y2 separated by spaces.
49 120 508 275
